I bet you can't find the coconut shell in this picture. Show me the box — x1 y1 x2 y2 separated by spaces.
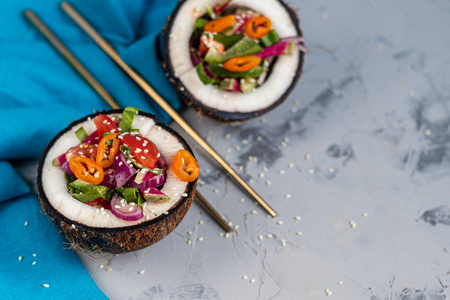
162 0 305 122
36 109 197 254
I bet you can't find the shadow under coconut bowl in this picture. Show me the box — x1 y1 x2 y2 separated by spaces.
36 109 197 254
162 0 305 122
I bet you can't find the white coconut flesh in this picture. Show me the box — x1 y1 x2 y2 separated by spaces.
168 0 300 113
41 113 189 228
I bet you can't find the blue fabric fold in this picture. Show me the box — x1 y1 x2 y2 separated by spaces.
0 0 179 297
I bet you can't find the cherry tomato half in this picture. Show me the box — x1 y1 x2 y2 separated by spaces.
121 134 160 169
94 114 118 138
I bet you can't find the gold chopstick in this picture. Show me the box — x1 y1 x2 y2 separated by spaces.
25 9 233 233
61 1 277 217
23 10 120 110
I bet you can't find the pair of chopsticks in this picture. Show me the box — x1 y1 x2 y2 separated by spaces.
25 2 277 231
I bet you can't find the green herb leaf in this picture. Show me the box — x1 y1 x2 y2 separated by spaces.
196 63 219 85
204 3 216 19
194 18 208 31
116 187 145 207
259 29 280 47
209 65 265 78
67 180 113 203
74 127 88 142
119 106 141 133
213 34 243 48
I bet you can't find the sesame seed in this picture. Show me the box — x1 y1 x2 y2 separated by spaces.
265 180 272 185
304 153 310 160
285 194 291 199
241 139 248 145
251 210 257 215
259 172 265 178
115 205 121 209
43 284 50 288
278 169 286 175
213 189 220 193
258 235 263 241
141 156 145 159
239 198 245 202
187 240 192 245
328 167 335 173
325 289 332 296
266 234 273 238
256 136 263 141
128 207 134 211
24 221 28 226
217 232 224 237
294 216 301 221
250 279 256 283
288 163 295 168
281 239 287 246
198 237 204 241
224 232 230 238
235 145 241 151
32 261 36 265
99 264 104 269
106 267 113 271
138 270 145 275
18 256 22 261
349 220 357 228
362 212 368 217
32 253 37 257
182 193 188 197
135 148 142 153
199 220 204 225
277 220 284 225
225 133 231 139
308 169 315 174
163 211 169 215
424 129 432 135
338 281 344 285
242 275 248 280
296 232 303 236
136 137 141 141
103 120 107 124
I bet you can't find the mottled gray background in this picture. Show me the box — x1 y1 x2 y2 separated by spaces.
74 0 450 299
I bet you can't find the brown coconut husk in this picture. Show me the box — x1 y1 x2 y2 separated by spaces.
161 0 305 122
36 109 197 254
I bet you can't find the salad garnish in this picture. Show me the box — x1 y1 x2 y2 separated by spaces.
52 107 200 221
190 0 306 94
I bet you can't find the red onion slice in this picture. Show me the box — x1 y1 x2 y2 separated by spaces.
126 172 165 189
60 161 74 177
82 130 100 144
54 153 67 166
109 194 143 221
114 153 137 187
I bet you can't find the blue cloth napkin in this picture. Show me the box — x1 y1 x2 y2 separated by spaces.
0 0 179 298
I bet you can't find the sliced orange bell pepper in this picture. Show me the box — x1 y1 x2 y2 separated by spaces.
96 133 120 168
244 16 272 39
222 55 262 72
204 15 235 33
171 150 200 182
69 156 104 185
